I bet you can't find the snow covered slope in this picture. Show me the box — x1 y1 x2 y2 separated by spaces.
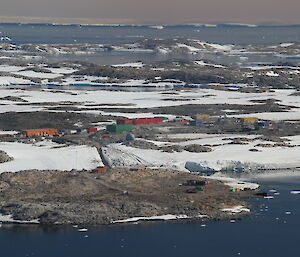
0 141 103 172
102 138 300 172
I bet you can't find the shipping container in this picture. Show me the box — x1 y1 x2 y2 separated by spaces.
94 166 107 173
180 119 190 123
183 180 207 186
106 124 133 133
59 129 68 135
87 127 98 133
196 185 204 191
189 120 204 126
257 121 268 127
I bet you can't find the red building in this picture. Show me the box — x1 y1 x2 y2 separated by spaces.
87 127 98 133
117 117 163 125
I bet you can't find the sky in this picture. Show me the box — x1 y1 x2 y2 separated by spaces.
1 0 300 24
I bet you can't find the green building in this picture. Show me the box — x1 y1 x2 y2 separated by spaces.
106 124 133 133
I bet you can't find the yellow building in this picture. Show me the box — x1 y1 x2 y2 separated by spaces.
241 117 259 123
193 114 210 120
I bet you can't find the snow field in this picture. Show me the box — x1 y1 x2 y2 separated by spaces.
0 87 299 120
0 141 103 172
102 135 300 172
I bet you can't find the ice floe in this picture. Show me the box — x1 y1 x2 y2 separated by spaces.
221 205 250 213
78 228 88 232
0 214 39 224
290 191 300 194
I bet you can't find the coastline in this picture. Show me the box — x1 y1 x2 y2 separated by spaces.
0 169 258 226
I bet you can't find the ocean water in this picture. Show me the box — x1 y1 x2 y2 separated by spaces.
1 23 299 65
0 176 299 257
0 23 300 45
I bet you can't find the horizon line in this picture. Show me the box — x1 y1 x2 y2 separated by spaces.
0 16 299 27
1 21 300 27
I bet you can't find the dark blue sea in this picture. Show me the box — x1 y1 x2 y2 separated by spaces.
0 176 299 257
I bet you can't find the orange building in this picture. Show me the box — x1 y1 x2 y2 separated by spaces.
22 128 59 137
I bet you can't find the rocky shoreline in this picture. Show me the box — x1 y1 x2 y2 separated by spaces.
0 169 258 225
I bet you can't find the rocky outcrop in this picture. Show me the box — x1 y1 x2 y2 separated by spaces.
0 151 13 163
0 169 252 225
